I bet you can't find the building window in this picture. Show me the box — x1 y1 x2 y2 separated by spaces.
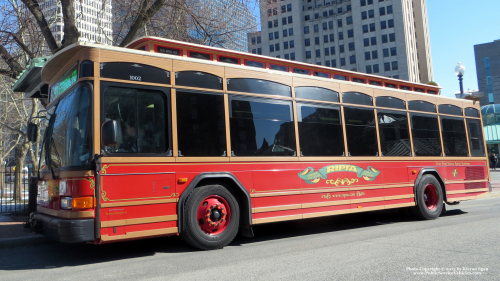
330 34 335 41
316 49 321 57
251 37 256 45
365 52 371 60
326 60 331 67
274 31 279 39
304 26 310 34
323 11 328 17
381 21 387 29
389 33 395 42
371 37 377 45
270 45 274 52
364 38 369 47
392 61 398 70
282 17 287 25
306 51 311 59
369 9 374 18
273 7 277 15
373 64 379 73
305 15 310 21
288 16 293 24
332 59 337 67
338 19 343 27
315 37 320 44
380 7 386 16
283 29 288 37
324 35 329 43
390 47 397 56
339 32 344 40
325 48 330 56
281 5 286 13
305 38 310 46
291 53 295 60
349 42 355 51
372 50 378 59
388 19 394 28
315 13 319 19
384 62 390 71
347 5 352 11
314 24 319 32
340 45 345 53
362 11 367 20
348 29 354 38
285 54 289 60
338 7 342 13
290 40 294 48
361 0 366 6
329 21 334 29
366 65 372 74
382 34 388 43
269 33 273 40
387 5 393 14
284 42 289 49
252 49 256 54
329 9 334 16
289 28 294 36
347 16 353 25
323 22 328 30
341 58 346 66
383 48 389 57
258 48 262 54
350 55 356 64
370 23 375 32
268 21 272 28
287 4 292 12
257 36 261 43
363 25 368 33
274 20 278 27
368 0 373 4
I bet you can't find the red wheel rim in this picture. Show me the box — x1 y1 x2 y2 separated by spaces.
423 184 438 210
197 195 231 235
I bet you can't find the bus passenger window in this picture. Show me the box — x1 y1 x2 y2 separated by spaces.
230 97 296 156
175 71 223 90
344 107 378 156
441 118 468 156
176 91 226 156
298 104 344 156
295 87 339 102
411 115 441 156
102 87 169 154
377 111 411 156
467 119 485 157
227 78 291 97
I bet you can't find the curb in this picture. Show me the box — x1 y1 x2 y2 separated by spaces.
0 235 54 249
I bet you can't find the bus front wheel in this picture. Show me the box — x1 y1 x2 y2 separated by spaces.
412 174 443 220
182 184 240 250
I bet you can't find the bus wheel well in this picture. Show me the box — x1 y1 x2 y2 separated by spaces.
418 171 447 202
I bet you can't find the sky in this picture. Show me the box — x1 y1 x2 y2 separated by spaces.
248 0 500 98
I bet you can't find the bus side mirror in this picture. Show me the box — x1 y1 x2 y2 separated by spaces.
27 123 38 142
101 120 117 146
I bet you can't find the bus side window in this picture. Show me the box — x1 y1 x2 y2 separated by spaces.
377 110 411 156
344 107 378 156
102 87 170 154
229 97 296 156
176 91 226 157
441 117 468 156
411 114 442 156
467 119 485 157
297 103 344 156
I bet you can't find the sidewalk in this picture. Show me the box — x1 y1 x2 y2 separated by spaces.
1 173 500 249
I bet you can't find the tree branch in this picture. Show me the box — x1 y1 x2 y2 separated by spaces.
0 44 24 79
0 30 36 59
59 0 79 49
20 0 59 52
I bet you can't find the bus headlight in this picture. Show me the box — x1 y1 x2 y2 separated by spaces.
61 197 72 210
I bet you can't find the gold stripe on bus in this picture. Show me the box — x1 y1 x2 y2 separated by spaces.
101 198 178 208
449 192 489 201
100 227 178 242
445 179 487 184
253 194 414 213
252 202 415 224
446 188 489 195
37 206 94 219
251 184 414 198
101 215 177 228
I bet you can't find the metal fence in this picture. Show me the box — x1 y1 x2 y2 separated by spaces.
0 166 32 214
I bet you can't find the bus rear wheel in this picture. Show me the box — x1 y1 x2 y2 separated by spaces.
412 174 443 220
182 184 240 250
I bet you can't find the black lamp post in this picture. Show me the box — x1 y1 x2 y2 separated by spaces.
455 62 466 94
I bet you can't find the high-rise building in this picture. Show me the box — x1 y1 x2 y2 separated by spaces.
475 40 500 105
198 0 257 52
248 31 263 54
38 0 113 46
249 0 433 83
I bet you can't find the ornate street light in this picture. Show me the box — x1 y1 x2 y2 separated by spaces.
455 62 466 94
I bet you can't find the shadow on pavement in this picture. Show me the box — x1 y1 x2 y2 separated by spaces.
0 207 468 271
441 209 468 217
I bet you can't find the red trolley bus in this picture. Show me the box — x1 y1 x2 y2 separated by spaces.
25 37 489 250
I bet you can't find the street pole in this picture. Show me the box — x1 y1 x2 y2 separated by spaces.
458 74 464 94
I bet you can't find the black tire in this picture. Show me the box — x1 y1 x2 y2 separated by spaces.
181 184 240 250
412 174 443 220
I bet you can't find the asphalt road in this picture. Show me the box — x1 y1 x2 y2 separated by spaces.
1 197 499 281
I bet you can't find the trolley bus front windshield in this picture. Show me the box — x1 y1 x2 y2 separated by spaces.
41 84 92 173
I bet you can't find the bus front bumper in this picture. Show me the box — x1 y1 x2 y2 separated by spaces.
28 213 94 243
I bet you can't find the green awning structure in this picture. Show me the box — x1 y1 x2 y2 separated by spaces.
11 56 50 98
484 124 500 144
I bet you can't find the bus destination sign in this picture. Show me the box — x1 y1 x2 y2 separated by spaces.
50 64 77 102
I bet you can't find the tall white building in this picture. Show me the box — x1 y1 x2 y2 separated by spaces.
38 0 113 45
249 0 433 83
